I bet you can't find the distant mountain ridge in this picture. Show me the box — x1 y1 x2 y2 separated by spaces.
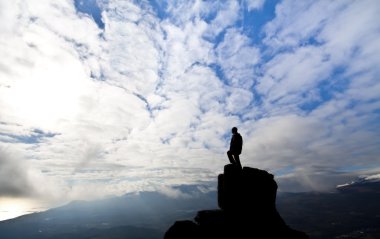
0 186 217 239
0 173 379 239
277 176 380 239
336 174 380 193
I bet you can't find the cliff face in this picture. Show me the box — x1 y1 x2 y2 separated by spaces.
164 164 309 239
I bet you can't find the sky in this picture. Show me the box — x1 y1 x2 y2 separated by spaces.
0 0 380 220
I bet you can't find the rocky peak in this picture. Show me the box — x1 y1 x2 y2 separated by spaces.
164 164 309 239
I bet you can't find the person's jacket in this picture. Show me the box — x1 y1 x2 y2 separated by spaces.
230 133 243 154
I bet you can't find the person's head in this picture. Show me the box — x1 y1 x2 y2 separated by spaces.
231 127 238 134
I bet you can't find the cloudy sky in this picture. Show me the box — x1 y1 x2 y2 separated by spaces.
1 0 380 220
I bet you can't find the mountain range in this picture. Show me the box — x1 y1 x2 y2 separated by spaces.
277 177 380 239
0 177 379 239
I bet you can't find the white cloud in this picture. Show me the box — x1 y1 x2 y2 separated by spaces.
245 0 265 11
226 88 253 113
251 1 380 193
263 1 348 50
217 28 260 88
1 0 380 213
102 3 162 97
165 0 240 38
206 1 240 37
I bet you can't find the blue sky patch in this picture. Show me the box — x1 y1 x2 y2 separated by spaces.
74 0 105 29
0 129 58 144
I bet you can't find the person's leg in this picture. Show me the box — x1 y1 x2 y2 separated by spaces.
233 154 242 169
227 151 235 164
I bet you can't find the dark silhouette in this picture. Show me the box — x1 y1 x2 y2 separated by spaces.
164 221 199 239
164 164 309 239
227 127 243 169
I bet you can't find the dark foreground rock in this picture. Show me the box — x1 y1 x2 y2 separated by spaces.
164 164 308 239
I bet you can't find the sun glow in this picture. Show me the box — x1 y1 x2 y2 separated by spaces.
2 53 91 130
0 198 41 221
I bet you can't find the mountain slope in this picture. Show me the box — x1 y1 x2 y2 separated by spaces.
277 179 380 239
0 178 379 239
0 186 217 239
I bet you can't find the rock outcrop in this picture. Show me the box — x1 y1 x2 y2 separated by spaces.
164 164 308 239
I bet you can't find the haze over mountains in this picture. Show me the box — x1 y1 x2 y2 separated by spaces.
0 176 379 239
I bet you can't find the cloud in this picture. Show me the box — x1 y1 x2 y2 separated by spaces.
217 28 260 88
251 1 380 192
277 168 357 192
206 1 240 37
0 146 62 198
245 0 266 11
0 148 35 197
0 0 380 211
263 1 346 50
241 113 380 191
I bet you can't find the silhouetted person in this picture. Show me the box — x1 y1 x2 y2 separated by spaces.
227 127 243 169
